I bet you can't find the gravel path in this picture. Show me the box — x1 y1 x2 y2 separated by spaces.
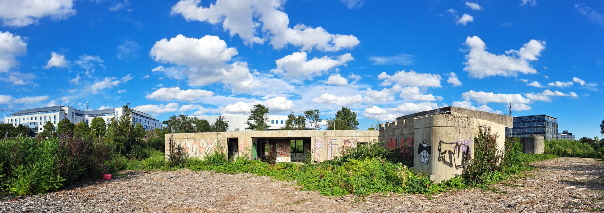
1 157 603 212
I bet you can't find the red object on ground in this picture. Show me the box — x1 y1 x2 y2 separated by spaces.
102 174 112 180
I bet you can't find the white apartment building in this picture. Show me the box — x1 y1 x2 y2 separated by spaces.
196 115 289 132
4 106 161 135
557 130 575 140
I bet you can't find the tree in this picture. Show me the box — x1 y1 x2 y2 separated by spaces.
163 114 196 133
105 105 146 155
37 121 56 139
304 109 321 130
600 119 604 135
56 119 75 136
212 115 229 132
295 115 306 130
14 124 30 137
0 123 15 138
326 107 358 130
246 104 270 131
284 112 296 130
73 122 91 138
90 117 106 138
192 118 212 132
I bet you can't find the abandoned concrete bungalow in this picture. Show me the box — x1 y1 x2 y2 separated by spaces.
166 106 513 182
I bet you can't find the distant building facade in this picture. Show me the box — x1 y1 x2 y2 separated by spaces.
507 115 558 140
4 106 161 135
557 130 575 140
195 115 289 132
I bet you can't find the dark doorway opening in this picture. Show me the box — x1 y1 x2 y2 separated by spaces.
227 138 238 160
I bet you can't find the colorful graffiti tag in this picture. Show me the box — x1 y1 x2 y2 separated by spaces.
181 139 216 158
437 140 471 169
343 139 357 148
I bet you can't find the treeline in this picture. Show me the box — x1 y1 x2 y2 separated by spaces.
245 104 359 131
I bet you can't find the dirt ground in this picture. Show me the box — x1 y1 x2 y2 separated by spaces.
1 157 603 212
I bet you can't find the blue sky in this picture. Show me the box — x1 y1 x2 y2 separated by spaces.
0 0 603 138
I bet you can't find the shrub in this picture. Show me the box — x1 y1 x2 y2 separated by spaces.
545 139 595 157
462 126 501 185
166 136 188 167
0 137 64 195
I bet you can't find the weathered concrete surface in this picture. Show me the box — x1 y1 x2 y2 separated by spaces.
519 135 545 154
380 106 512 182
165 130 379 163
166 107 512 182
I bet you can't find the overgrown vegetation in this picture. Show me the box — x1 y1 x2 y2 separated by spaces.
0 105 170 196
544 138 604 160
3 118 579 197
178 128 555 196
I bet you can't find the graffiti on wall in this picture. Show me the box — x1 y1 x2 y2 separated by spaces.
418 140 431 164
181 139 216 157
343 139 357 148
327 139 338 160
437 140 471 169
386 138 397 149
314 138 324 161
276 141 291 157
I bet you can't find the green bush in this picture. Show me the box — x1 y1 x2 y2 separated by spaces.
0 138 64 195
462 127 501 185
0 136 118 196
545 139 596 157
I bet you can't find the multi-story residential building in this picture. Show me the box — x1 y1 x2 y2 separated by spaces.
557 130 575 140
196 115 289 132
4 106 161 135
507 115 558 140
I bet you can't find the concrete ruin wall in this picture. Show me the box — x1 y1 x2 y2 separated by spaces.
380 106 512 183
166 106 512 183
165 130 379 163
519 135 545 154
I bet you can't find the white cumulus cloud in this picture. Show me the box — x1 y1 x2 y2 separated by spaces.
447 72 462 86
463 36 545 78
312 93 363 106
44 52 68 69
134 103 180 114
399 86 442 102
90 74 132 94
0 0 76 27
527 81 544 87
171 0 359 52
362 106 397 121
378 70 441 87
462 90 530 104
150 34 257 92
272 52 353 79
457 14 474 26
465 2 482 10
452 101 503 113
393 102 438 115
0 31 27 72
572 77 585 86
263 96 293 112
325 74 348 86
146 87 214 102
223 102 251 114
547 81 573 87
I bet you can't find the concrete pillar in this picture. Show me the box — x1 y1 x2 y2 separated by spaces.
520 135 544 154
